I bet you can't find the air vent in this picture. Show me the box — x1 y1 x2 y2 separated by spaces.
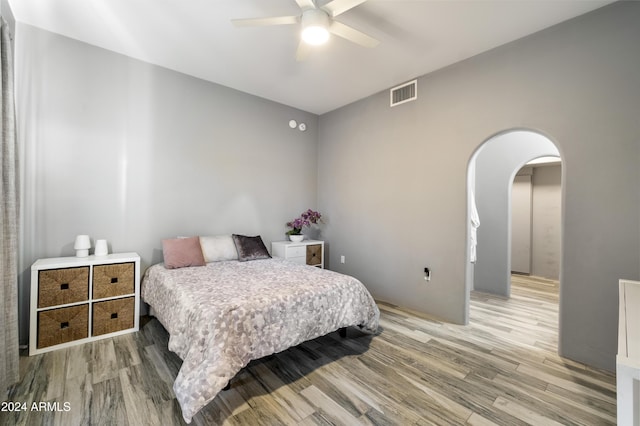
390 79 417 107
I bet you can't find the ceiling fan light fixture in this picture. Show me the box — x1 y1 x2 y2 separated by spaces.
302 26 330 45
301 9 330 45
232 0 378 59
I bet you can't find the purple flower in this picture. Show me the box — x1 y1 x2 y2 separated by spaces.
286 209 323 235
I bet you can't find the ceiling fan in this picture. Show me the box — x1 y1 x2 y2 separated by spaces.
231 0 379 61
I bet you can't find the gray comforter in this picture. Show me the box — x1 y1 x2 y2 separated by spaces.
141 258 380 422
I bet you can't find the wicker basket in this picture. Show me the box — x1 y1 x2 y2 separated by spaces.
38 267 89 308
93 262 135 299
92 297 135 336
37 304 89 349
306 244 322 266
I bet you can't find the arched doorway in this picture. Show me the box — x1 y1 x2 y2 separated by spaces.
465 130 563 318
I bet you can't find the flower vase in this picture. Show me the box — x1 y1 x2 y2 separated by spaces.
289 234 304 242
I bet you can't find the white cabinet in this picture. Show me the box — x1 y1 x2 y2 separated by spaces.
511 174 532 274
271 240 324 269
29 252 140 355
618 279 640 426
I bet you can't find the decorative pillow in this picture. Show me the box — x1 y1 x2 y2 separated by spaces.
199 235 238 262
162 236 206 269
232 234 271 262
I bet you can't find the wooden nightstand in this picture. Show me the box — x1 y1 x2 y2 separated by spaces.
271 240 324 269
29 252 140 355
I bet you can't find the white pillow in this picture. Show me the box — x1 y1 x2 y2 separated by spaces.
199 235 239 262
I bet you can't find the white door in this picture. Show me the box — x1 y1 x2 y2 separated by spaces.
511 174 532 274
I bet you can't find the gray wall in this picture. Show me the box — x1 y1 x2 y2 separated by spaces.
14 24 319 343
531 164 562 279
474 131 559 296
12 2 640 372
318 2 640 371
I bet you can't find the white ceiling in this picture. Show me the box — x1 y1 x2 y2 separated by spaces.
8 0 615 115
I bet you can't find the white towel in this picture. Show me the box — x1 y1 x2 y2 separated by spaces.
470 189 480 263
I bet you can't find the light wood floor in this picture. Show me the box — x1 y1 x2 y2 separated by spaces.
3 275 616 425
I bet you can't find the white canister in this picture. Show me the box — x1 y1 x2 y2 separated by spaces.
94 239 109 256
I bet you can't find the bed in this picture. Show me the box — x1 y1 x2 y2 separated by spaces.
141 235 380 423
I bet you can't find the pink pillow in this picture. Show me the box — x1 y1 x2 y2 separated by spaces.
162 236 206 269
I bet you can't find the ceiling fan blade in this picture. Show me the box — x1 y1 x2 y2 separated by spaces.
322 0 367 17
296 41 311 62
231 15 299 27
295 0 317 11
329 21 379 48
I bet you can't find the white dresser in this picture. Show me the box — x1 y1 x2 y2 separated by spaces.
29 252 140 355
618 279 640 426
271 240 324 269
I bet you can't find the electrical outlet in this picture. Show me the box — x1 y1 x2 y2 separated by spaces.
340 255 345 264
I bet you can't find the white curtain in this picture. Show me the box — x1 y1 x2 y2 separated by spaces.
1 17 20 397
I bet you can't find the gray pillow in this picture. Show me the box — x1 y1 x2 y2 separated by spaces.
232 234 271 262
